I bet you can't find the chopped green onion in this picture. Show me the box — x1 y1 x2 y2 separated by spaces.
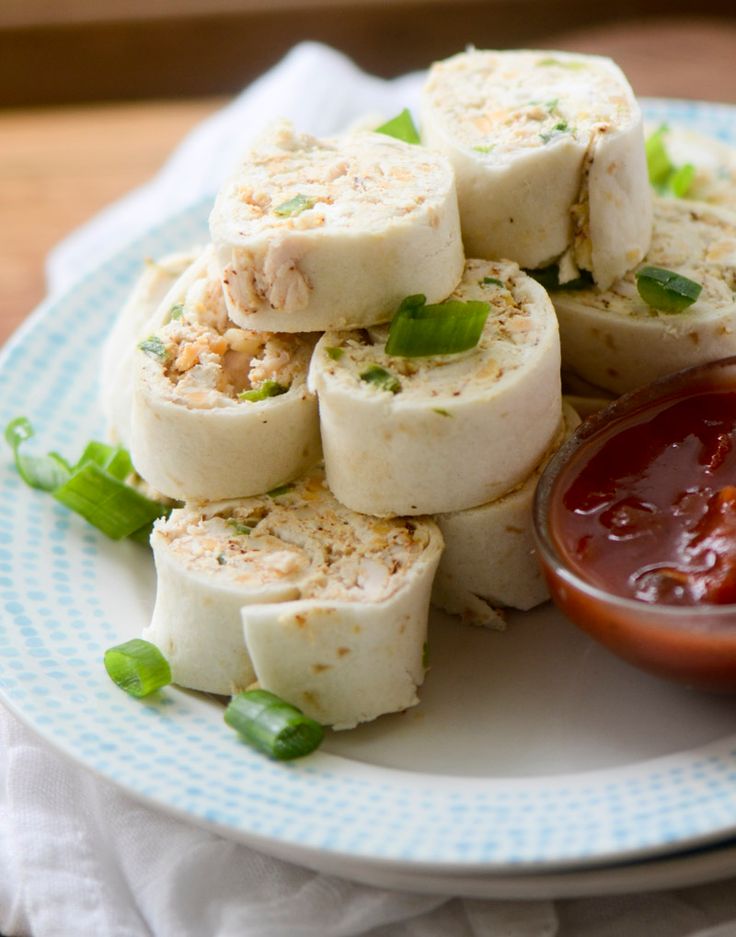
54 462 170 540
384 294 489 358
536 57 586 70
670 162 696 198
5 417 71 491
238 380 289 403
228 519 252 536
326 346 344 361
267 483 295 498
104 638 171 698
224 689 324 760
77 440 133 481
540 121 571 144
138 335 169 362
645 125 674 188
432 408 451 417
635 265 702 313
545 98 560 112
526 265 594 292
645 126 696 198
169 303 185 320
359 364 402 394
473 145 494 154
273 194 315 217
482 276 504 287
375 108 420 145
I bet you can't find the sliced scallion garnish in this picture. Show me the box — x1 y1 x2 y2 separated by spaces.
4 417 171 541
104 639 171 698
482 276 504 287
540 121 572 144
359 364 402 394
5 417 71 491
635 265 702 313
473 145 494 154
645 125 696 198
53 462 170 540
375 108 420 145
267 483 295 498
326 346 344 361
670 162 696 198
228 519 252 536
384 294 489 358
238 380 289 403
138 335 169 362
169 303 185 320
273 194 315 217
224 689 324 760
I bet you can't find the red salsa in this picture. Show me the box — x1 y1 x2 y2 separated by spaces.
552 389 736 606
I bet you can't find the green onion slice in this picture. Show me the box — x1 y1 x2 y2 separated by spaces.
54 462 170 540
384 294 490 358
670 162 695 198
5 417 171 541
645 125 673 188
225 689 324 760
138 335 169 361
238 380 289 402
359 364 402 394
482 276 504 287
635 265 702 313
104 638 171 698
169 302 185 320
536 57 586 70
375 108 420 145
325 346 344 361
267 483 295 498
5 417 71 491
228 519 252 536
645 126 696 198
273 194 315 217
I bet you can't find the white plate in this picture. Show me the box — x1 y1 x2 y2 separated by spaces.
2 99 736 898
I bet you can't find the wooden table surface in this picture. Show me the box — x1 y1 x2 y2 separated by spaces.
1 18 735 346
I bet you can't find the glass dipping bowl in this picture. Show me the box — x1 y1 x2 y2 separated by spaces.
533 356 736 692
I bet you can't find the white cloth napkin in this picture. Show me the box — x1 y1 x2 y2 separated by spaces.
3 40 736 937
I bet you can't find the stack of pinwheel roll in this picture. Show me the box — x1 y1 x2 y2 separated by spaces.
103 47 736 728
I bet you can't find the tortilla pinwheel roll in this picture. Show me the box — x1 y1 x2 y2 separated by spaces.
100 248 200 446
309 259 562 517
432 402 580 628
420 50 652 290
143 469 443 728
553 198 736 396
130 248 320 502
209 121 464 332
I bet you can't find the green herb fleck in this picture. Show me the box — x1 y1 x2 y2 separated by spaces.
326 346 344 361
537 57 586 70
482 276 504 287
473 144 494 154
432 408 451 417
540 121 571 144
228 519 252 536
238 381 289 403
169 303 184 320
375 108 420 145
359 364 402 394
267 483 295 498
273 194 315 217
138 335 169 362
